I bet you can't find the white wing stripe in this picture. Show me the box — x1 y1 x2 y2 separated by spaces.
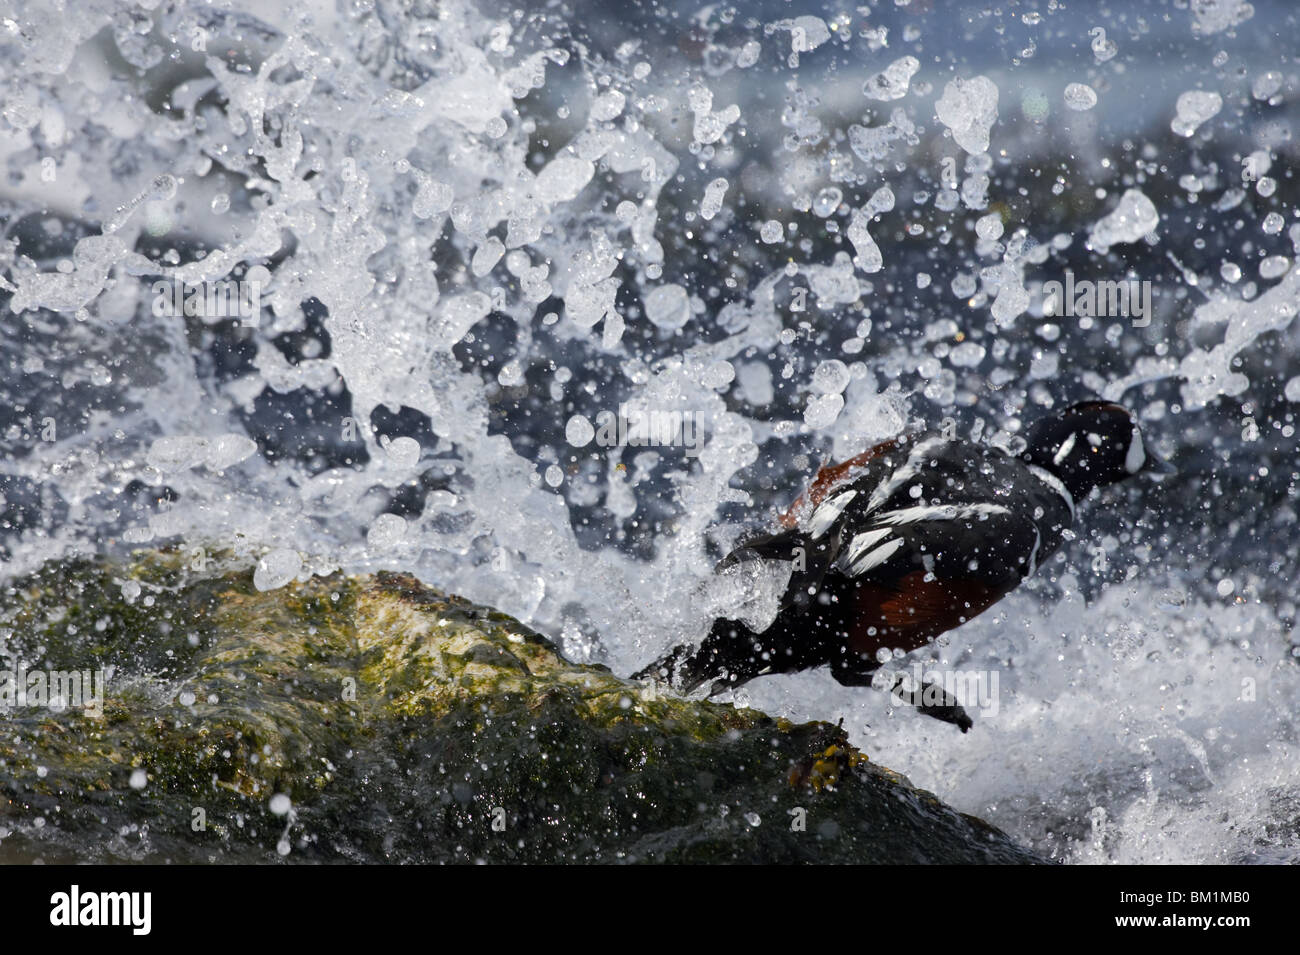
843 528 893 567
874 502 1011 525
847 538 905 576
864 436 946 514
807 489 858 539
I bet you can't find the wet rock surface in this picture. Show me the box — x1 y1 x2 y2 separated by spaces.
0 551 1046 863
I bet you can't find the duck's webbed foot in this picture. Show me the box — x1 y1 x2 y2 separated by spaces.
831 659 974 733
889 675 974 732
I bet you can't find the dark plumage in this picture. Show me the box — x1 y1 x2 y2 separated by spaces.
634 401 1169 730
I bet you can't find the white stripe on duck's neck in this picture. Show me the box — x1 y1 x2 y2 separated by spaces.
1026 464 1076 522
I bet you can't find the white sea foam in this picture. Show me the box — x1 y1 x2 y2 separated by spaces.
1 0 1297 866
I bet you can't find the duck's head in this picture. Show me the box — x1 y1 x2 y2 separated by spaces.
1022 400 1171 499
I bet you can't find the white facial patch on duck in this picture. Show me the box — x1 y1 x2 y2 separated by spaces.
1124 425 1145 474
1052 431 1077 466
807 489 858 539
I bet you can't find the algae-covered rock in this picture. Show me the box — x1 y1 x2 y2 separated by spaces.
0 550 1046 863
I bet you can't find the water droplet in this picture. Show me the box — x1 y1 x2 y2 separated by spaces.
254 549 302 592
1063 83 1097 111
566 415 595 446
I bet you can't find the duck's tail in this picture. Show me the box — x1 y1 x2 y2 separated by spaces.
631 617 768 696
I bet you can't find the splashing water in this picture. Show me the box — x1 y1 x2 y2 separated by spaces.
2 0 1299 863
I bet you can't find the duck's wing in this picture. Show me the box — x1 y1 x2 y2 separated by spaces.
831 500 1041 656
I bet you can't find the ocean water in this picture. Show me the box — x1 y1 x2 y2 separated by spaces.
1 0 1297 862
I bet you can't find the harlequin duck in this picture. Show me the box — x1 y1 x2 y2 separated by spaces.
634 401 1170 730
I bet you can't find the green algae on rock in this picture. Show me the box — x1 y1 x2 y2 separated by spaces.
0 550 1047 863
